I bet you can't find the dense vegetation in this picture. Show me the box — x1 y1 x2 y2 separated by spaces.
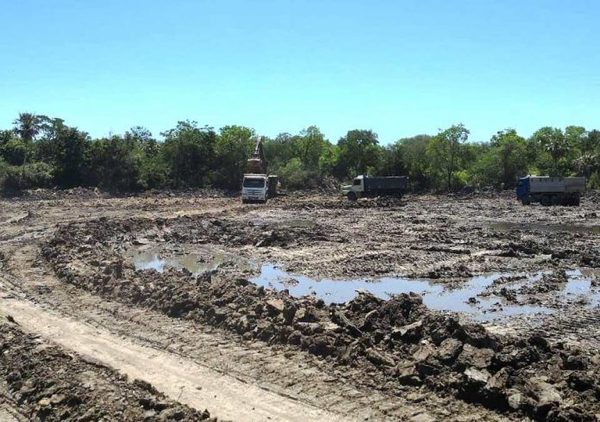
1 113 598 194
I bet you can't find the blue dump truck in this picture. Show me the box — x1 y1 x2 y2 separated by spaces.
516 176 586 206
342 175 408 201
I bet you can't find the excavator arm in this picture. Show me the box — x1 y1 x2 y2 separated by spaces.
246 136 268 174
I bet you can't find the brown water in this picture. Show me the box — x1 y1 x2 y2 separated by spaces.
132 246 598 322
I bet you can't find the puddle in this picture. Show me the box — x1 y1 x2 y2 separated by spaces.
251 265 554 322
489 222 600 234
132 245 598 322
564 269 600 306
132 246 252 274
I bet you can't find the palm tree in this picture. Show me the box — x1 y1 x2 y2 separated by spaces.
13 112 42 143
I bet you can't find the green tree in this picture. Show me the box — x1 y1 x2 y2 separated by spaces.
318 143 339 177
88 136 141 192
263 133 299 171
395 135 431 190
124 127 168 189
531 127 572 176
52 126 90 187
12 112 49 144
489 129 528 188
426 124 469 191
336 129 381 179
571 128 599 180
161 121 216 188
297 126 327 170
378 143 406 177
0 131 30 166
212 125 255 189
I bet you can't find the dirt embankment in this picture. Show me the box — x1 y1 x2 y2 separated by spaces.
0 321 214 421
42 217 600 421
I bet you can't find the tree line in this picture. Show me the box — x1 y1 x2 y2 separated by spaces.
0 112 598 194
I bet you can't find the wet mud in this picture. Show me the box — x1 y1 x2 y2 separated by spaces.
39 192 600 421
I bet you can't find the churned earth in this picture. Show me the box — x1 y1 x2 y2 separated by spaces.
0 189 599 421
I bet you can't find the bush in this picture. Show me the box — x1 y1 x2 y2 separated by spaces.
1 162 54 192
0 138 29 165
278 158 321 190
588 172 600 190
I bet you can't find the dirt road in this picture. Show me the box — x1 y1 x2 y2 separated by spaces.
1 190 599 421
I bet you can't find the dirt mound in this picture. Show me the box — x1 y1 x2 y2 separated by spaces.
0 321 214 421
42 218 600 421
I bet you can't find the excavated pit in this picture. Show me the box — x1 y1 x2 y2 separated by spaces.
39 196 600 421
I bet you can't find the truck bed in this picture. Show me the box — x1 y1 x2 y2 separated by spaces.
364 176 408 191
529 177 586 193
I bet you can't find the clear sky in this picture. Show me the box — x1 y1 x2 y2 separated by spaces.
1 0 599 144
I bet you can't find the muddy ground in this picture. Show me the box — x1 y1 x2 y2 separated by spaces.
1 190 599 421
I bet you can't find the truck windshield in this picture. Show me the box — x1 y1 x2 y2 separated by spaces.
353 179 361 186
243 178 265 188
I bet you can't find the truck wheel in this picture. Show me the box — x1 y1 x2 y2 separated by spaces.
521 198 530 205
347 192 358 201
242 199 248 204
574 195 580 206
541 195 550 206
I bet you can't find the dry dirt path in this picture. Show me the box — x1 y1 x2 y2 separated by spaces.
0 298 343 422
0 195 515 421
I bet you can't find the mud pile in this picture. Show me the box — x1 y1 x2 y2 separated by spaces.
43 218 600 421
0 321 214 421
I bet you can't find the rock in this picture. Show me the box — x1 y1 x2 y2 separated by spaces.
50 393 66 404
321 321 342 333
457 344 494 369
294 307 306 321
456 323 497 350
282 302 297 325
485 367 510 391
287 331 302 345
360 309 379 331
415 359 441 378
158 408 186 420
528 333 550 352
392 320 423 341
436 338 463 362
562 353 588 370
409 412 436 422
526 378 562 417
507 391 522 410
307 335 334 357
413 343 435 362
365 348 395 367
464 367 490 388
331 310 362 337
396 362 421 385
265 298 285 314
493 346 540 369
295 322 323 335
568 372 595 392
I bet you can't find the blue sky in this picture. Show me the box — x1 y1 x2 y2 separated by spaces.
1 0 598 144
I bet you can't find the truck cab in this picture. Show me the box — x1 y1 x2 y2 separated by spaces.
341 176 365 201
516 177 530 203
242 174 268 203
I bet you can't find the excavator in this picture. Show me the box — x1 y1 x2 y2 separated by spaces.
241 137 277 203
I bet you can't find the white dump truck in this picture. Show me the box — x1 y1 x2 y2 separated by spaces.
241 174 269 203
516 176 586 206
241 137 277 204
342 175 408 201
